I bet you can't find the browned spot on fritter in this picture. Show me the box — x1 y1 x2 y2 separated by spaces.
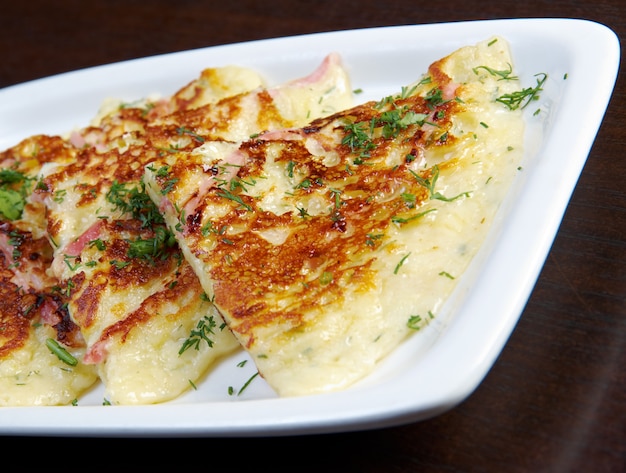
91 262 203 347
0 277 32 358
71 272 103 331
0 134 77 170
256 89 295 131
0 240 84 358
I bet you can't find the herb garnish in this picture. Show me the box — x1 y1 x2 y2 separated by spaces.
473 63 518 81
410 166 470 202
216 188 253 211
46 338 78 366
341 106 430 163
177 126 205 143
497 73 548 110
394 253 411 274
229 370 260 396
106 180 177 263
179 315 217 355
319 271 333 285
106 180 165 228
237 372 259 396
391 208 436 225
7 230 23 267
407 311 435 330
0 168 34 221
126 226 176 264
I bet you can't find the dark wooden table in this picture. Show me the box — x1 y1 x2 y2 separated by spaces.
1 1 624 471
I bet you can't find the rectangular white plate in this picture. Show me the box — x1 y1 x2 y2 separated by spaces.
0 18 619 437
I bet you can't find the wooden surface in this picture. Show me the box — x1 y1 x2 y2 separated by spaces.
1 1 624 471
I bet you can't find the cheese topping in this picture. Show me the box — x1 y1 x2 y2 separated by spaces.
1 37 534 404
0 135 98 406
28 55 353 404
144 37 527 396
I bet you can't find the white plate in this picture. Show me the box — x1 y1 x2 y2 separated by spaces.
0 18 619 437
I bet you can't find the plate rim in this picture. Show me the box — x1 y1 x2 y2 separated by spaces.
0 17 620 437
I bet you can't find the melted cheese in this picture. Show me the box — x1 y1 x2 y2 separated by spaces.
144 37 525 396
35 56 353 404
0 135 98 406
95 264 239 404
2 39 525 404
0 322 96 406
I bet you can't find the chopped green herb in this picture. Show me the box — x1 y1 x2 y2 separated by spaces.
53 189 67 203
126 226 176 264
177 126 205 143
417 76 432 86
401 192 417 208
496 73 548 110
473 63 518 81
398 85 418 99
89 238 106 251
0 168 41 220
110 260 130 269
63 254 81 271
365 233 384 247
106 180 165 228
319 271 333 285
297 206 310 218
295 178 313 189
179 315 217 355
407 314 422 329
391 208 436 224
410 166 470 202
0 189 26 220
237 372 259 396
407 310 435 330
46 338 78 366
394 253 411 274
424 87 449 109
216 188 253 211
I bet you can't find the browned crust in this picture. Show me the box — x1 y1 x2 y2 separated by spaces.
158 64 463 347
91 262 203 349
0 136 84 360
0 274 33 358
68 219 183 331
